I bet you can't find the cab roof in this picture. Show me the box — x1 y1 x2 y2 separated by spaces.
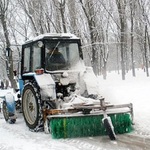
24 33 80 44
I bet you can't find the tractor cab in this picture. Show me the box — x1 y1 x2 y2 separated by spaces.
21 33 83 75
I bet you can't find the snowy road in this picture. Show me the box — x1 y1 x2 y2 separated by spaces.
1 70 150 150
0 113 149 150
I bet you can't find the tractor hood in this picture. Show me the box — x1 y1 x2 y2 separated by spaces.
48 61 100 97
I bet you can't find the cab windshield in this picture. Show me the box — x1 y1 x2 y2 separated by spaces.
45 41 80 71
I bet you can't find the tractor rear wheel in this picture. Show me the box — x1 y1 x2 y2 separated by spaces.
22 84 43 131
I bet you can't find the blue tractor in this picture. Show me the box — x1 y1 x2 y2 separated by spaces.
2 33 133 140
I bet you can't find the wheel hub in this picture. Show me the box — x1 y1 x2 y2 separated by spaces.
29 102 34 112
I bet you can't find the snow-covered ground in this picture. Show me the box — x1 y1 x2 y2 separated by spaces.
98 69 150 137
0 69 150 150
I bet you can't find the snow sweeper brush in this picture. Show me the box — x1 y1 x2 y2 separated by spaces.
45 99 133 140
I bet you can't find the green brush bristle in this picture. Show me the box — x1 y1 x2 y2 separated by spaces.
110 113 133 134
50 113 133 139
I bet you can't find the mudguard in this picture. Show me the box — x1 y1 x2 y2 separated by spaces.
22 73 56 100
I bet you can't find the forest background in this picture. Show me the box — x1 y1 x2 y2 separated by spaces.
0 0 150 88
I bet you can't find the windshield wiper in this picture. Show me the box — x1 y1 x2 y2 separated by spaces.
49 41 60 59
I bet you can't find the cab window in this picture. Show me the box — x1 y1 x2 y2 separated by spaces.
23 47 31 72
32 43 42 71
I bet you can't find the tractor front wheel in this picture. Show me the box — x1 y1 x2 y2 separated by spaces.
2 101 16 124
2 101 9 121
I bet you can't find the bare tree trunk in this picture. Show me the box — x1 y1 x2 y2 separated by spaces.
59 0 67 33
116 0 126 80
130 0 136 77
144 24 149 77
80 0 99 75
52 0 67 33
68 0 78 35
116 44 120 74
147 29 150 59
0 15 17 89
